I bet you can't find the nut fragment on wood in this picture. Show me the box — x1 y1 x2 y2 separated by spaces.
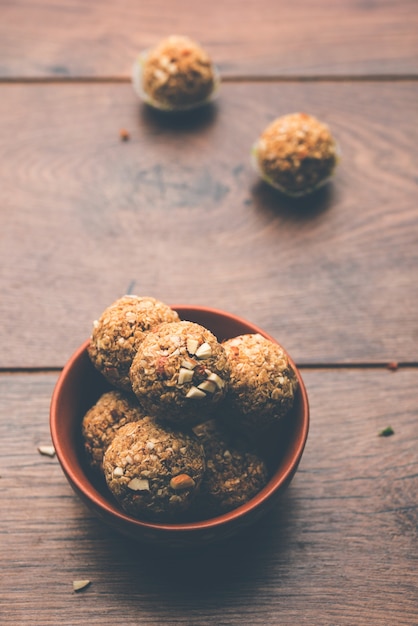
386 361 399 371
73 580 91 592
119 128 130 141
38 445 56 458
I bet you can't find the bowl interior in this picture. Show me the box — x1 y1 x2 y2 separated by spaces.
50 305 309 537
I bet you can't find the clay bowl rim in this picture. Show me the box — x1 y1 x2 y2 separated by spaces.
50 304 309 535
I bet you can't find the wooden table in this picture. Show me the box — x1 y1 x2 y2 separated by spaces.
1 2 417 624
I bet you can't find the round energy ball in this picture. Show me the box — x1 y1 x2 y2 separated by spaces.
253 112 339 196
130 320 230 426
193 419 269 517
82 390 145 473
88 295 179 392
136 35 218 110
103 418 205 521
222 334 298 436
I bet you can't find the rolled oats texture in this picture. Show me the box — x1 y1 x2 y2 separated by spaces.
88 295 179 392
82 390 145 473
255 112 339 196
193 419 269 517
222 334 298 436
139 35 217 110
130 320 230 426
103 418 205 521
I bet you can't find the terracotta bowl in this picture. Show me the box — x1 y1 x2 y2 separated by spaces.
50 305 309 547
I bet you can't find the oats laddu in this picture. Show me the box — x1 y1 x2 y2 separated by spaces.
82 390 145 473
130 320 230 426
103 418 205 521
88 295 179 392
254 112 339 196
222 334 298 436
137 35 218 110
193 419 269 517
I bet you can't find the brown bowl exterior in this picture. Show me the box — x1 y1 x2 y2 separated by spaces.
50 305 309 547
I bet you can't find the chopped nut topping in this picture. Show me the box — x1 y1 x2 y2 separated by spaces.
185 386 207 399
205 371 225 389
178 367 195 385
181 358 196 370
113 467 124 477
186 337 199 355
195 342 212 359
127 477 150 491
170 474 196 490
197 380 217 394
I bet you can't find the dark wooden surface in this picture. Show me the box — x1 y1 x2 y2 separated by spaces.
1 1 417 624
1 0 418 78
2 81 418 367
1 369 417 625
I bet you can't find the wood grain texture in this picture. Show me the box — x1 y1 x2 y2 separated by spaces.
1 2 417 624
1 81 417 366
0 0 418 79
1 369 417 625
